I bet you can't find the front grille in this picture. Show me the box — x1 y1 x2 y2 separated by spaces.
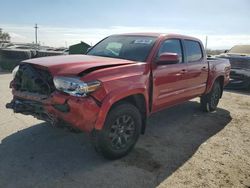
13 64 55 95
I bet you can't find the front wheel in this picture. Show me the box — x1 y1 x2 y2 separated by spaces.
200 81 221 112
93 102 141 159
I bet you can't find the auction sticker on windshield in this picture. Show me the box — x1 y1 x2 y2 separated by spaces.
134 39 153 44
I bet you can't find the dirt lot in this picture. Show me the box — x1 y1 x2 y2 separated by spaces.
0 73 249 188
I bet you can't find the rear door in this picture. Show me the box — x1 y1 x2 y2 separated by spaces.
183 40 208 97
152 39 189 112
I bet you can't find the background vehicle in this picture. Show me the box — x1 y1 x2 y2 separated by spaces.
218 45 250 90
6 33 230 159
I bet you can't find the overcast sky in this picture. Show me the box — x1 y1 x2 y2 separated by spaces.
1 0 249 49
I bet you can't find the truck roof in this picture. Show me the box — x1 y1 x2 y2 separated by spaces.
228 45 250 55
113 32 200 41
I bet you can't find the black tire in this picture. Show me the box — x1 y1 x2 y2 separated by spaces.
200 81 221 112
93 102 141 160
246 79 250 91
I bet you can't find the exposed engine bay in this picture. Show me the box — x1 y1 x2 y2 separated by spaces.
6 63 100 132
6 64 60 125
12 64 55 96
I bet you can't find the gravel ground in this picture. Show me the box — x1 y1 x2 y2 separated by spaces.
0 73 249 188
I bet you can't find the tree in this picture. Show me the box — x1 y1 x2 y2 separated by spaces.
0 28 11 42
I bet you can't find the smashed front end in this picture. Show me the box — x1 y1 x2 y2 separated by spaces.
6 63 101 132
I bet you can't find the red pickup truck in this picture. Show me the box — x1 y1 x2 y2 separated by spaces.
6 33 230 159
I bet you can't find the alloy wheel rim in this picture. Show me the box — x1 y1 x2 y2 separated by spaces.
108 114 136 150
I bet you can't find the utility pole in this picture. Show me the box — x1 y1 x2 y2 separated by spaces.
34 24 38 46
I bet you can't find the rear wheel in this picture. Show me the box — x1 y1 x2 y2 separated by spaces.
200 81 221 112
93 102 141 159
246 79 250 91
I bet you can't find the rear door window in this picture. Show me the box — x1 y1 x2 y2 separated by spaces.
184 40 203 62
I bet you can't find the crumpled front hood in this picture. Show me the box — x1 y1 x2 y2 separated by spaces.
22 55 137 76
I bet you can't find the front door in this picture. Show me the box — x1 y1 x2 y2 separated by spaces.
152 39 189 112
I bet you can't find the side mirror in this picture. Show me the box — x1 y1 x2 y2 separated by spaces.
224 50 229 53
156 53 179 65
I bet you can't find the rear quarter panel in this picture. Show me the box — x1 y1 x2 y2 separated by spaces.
205 58 231 94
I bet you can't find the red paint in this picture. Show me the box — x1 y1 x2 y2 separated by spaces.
157 52 180 63
23 55 137 76
11 33 230 133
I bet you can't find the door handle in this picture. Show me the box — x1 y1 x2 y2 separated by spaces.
180 69 187 74
201 66 207 71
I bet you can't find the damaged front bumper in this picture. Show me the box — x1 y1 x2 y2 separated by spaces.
6 90 101 132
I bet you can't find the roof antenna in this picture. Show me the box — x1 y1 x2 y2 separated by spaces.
205 35 208 51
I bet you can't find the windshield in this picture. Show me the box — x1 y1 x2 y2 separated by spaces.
229 45 250 55
87 35 157 62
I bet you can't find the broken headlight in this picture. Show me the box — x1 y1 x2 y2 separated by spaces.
12 65 19 78
53 76 101 97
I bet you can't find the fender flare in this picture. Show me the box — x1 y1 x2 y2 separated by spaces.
94 86 149 130
205 73 225 94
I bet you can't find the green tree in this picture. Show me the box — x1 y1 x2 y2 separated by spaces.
0 28 11 42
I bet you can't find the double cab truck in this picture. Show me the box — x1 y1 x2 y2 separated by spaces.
6 33 230 159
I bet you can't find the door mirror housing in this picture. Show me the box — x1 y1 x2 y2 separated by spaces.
156 53 179 65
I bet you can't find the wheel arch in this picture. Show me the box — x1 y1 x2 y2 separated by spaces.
95 89 149 134
206 74 225 98
113 94 147 134
216 76 224 98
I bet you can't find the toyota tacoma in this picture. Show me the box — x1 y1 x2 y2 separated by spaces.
6 33 231 159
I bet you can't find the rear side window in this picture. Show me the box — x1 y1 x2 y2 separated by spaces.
184 40 203 62
157 39 183 63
